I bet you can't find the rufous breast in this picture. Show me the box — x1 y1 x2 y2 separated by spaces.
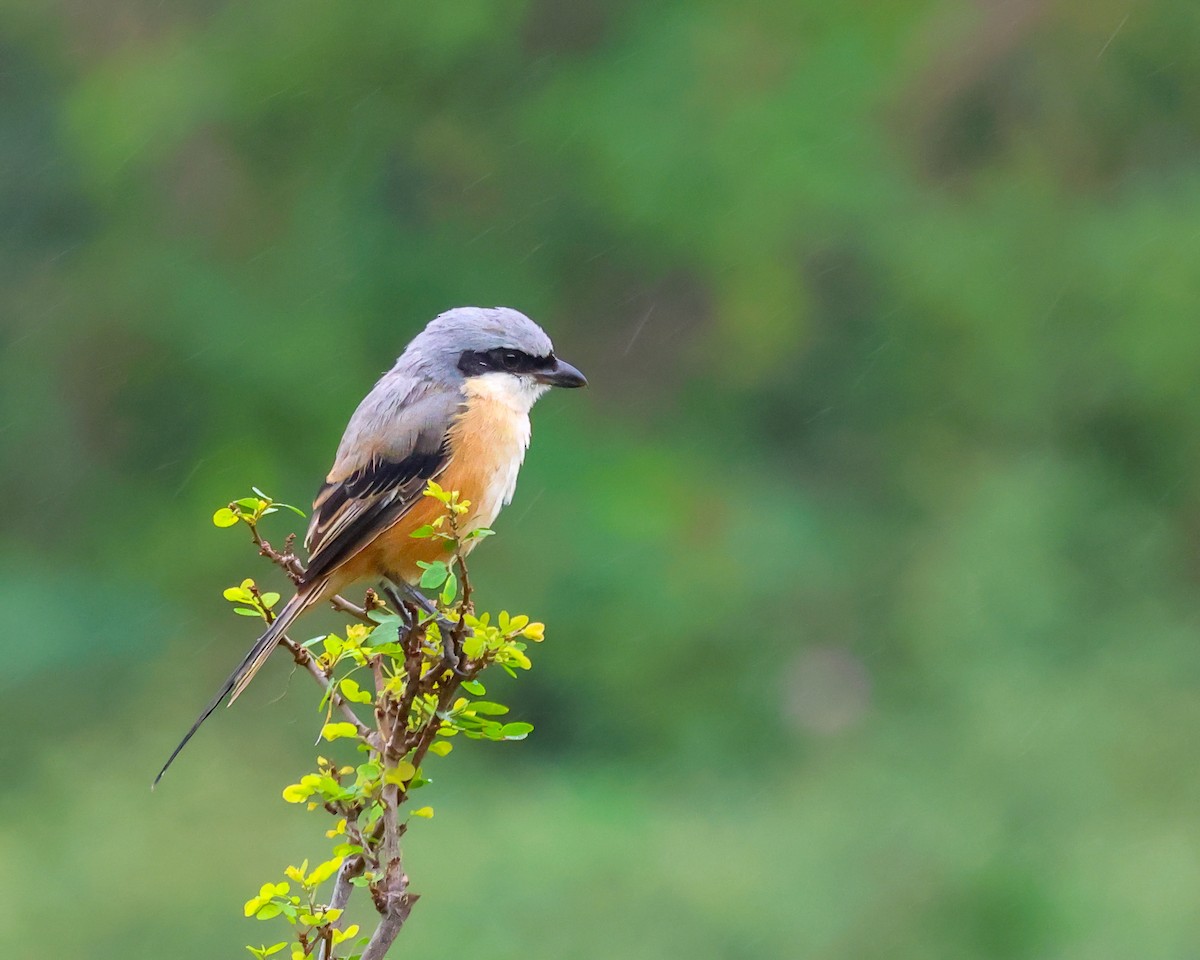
362 374 538 584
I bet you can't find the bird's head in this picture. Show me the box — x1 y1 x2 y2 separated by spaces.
402 306 587 408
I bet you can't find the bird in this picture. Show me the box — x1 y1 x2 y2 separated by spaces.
154 306 586 785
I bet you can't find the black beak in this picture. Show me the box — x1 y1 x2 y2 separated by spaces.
536 357 587 388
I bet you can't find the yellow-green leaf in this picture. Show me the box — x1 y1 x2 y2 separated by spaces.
411 806 434 818
213 507 239 527
325 819 346 838
331 924 360 945
462 635 486 659
305 855 344 886
281 783 311 803
521 622 545 642
383 761 416 787
338 677 372 704
320 722 359 741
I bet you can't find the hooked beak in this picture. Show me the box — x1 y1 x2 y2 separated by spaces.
535 357 587 388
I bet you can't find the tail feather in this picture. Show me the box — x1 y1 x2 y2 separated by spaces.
153 592 312 788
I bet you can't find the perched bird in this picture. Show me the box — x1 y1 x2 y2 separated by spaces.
155 306 586 785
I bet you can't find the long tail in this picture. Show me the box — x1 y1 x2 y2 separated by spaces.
153 591 315 788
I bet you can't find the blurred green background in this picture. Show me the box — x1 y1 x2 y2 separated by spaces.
3 1 1200 957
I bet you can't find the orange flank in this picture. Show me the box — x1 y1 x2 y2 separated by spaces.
335 380 532 587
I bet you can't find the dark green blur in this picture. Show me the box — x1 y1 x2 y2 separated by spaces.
2 2 1200 957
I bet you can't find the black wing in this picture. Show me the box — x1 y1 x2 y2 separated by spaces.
302 438 450 586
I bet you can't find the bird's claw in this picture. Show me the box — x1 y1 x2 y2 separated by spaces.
437 625 470 678
383 580 471 678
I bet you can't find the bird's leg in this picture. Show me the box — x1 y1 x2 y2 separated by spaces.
381 585 418 630
384 580 468 675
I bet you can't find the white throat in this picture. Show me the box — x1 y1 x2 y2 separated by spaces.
465 372 551 414
459 372 548 511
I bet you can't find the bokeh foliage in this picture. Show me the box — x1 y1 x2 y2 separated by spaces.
2 1 1200 957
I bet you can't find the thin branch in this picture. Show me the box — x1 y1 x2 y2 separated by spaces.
363 770 417 960
231 496 516 958
384 618 432 759
329 857 362 913
328 593 373 624
278 633 372 741
247 581 372 742
371 655 395 748
315 855 365 960
252 525 373 623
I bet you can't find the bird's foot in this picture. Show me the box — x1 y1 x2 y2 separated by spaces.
384 581 469 677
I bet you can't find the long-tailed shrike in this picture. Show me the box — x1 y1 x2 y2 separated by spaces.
156 306 585 783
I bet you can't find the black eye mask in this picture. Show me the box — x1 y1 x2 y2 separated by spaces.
457 348 555 377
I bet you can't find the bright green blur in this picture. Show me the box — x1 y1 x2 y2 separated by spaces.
2 2 1200 958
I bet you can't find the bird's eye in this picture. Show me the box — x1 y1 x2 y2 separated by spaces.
502 351 520 370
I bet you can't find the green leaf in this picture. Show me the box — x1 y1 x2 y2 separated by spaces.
365 615 399 646
411 806 434 818
408 524 437 539
417 561 449 589
481 720 505 740
213 507 240 527
361 801 384 828
461 679 485 696
501 721 534 739
469 701 510 716
462 635 486 659
233 607 263 617
428 740 453 757
255 903 283 921
260 592 281 609
440 572 457 605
